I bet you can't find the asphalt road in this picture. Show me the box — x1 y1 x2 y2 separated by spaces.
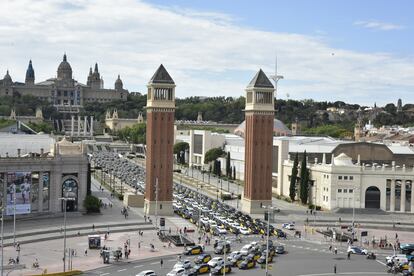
83 237 389 276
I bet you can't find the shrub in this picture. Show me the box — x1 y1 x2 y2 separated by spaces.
83 195 100 213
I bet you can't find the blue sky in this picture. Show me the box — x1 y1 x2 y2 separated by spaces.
0 0 413 105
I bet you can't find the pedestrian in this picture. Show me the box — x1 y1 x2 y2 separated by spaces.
334 264 337 274
329 245 332 251
334 247 337 255
347 252 351 260
92 224 95 231
84 249 88 256
16 256 19 264
160 258 163 268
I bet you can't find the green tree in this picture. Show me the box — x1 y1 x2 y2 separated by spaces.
226 152 231 177
299 151 309 204
173 142 189 164
232 166 236 180
83 195 101 213
204 147 225 164
289 152 299 201
117 123 146 144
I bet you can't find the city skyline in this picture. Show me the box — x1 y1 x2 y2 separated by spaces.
1 0 413 105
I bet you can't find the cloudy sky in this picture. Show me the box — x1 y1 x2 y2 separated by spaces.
1 0 413 105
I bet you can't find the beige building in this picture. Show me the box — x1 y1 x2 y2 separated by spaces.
105 110 144 132
280 153 414 213
0 134 89 215
0 55 128 113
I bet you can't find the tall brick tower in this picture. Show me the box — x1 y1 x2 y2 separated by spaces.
242 69 275 214
144 64 175 216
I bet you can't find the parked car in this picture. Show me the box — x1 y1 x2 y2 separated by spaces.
184 245 203 255
136 271 157 276
211 264 231 275
194 253 212 264
208 257 224 268
275 245 285 254
347 246 368 255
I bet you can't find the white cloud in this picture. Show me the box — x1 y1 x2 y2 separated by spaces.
354 20 404 31
0 0 413 105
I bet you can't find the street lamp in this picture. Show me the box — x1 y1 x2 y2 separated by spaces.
58 196 75 272
1 207 4 276
261 203 276 276
196 184 203 233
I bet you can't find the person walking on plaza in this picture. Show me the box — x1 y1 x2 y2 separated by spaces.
160 258 163 268
334 264 337 274
347 252 351 260
334 247 337 255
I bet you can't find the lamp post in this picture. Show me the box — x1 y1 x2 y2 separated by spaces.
155 178 159 230
59 196 75 272
261 204 276 276
13 185 16 246
1 207 4 276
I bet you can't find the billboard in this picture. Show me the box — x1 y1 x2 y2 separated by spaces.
6 172 32 215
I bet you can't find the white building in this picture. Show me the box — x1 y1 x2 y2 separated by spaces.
280 153 414 213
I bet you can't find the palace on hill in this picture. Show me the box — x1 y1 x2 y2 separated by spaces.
0 54 128 113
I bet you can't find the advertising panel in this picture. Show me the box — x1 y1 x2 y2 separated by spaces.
6 172 32 215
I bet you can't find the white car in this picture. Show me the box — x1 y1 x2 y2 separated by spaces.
347 246 368 255
238 227 250 235
228 251 242 260
136 270 157 276
386 254 408 264
216 227 227 235
208 257 224 268
173 259 192 270
240 244 253 255
286 224 295 230
166 267 185 276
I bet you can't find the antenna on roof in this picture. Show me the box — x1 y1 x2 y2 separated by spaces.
269 51 284 96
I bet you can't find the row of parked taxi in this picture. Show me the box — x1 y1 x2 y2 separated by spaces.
172 184 287 238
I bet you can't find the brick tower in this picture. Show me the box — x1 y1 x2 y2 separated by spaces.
242 69 275 214
144 64 175 216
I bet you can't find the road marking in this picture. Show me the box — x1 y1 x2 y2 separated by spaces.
134 265 143 268
296 272 388 276
100 273 110 276
376 260 386 266
168 259 176 262
150 261 158 265
117 269 127 272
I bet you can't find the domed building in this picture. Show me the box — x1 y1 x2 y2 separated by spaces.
0 54 129 113
234 118 291 137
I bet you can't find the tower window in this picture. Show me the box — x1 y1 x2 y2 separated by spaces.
247 92 252 103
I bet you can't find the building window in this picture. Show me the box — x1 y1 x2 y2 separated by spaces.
338 189 342 193
344 176 348 180
64 91 67 96
350 176 354 180
323 196 325 201
343 189 347 193
326 196 328 201
338 176 342 180
327 175 329 179
349 189 353 193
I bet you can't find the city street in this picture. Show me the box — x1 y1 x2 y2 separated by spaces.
83 238 389 276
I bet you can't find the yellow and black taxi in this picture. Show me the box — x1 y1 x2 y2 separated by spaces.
184 245 203 255
257 253 273 264
238 258 256 270
187 263 210 275
247 252 261 261
194 253 212 264
211 264 232 275
228 254 244 267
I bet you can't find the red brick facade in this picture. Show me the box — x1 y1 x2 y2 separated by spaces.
145 109 174 202
244 112 274 201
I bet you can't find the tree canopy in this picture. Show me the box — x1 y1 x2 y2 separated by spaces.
204 147 225 164
117 123 146 144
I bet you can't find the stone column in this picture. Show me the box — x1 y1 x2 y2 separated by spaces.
411 181 414 213
401 180 406 212
84 116 87 136
77 116 81 136
390 179 395 212
90 116 94 137
38 171 44 212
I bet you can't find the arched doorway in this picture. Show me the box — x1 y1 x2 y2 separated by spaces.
365 186 380 209
62 178 78 212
